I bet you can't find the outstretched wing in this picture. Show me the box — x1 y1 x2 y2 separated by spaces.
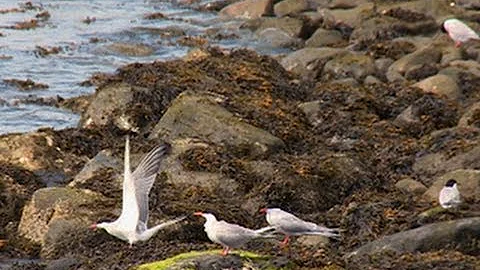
132 143 170 226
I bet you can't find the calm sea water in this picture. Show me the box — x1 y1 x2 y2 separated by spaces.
0 0 285 134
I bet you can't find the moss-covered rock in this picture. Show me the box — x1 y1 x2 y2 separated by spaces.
135 250 294 270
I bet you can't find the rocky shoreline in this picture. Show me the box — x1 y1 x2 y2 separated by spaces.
1 0 480 269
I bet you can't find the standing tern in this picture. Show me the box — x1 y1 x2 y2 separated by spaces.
90 136 185 246
260 208 340 246
194 212 275 256
441 18 479 47
439 179 462 209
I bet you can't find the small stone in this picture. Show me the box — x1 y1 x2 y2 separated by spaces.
363 75 382 85
273 0 309 17
323 52 375 81
395 178 427 195
305 28 344 48
458 102 480 128
257 28 299 48
296 235 330 247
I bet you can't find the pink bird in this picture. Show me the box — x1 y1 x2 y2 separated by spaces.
194 212 275 256
442 18 479 47
260 208 340 247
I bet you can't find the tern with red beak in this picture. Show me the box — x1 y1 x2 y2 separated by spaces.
441 18 479 47
90 136 185 246
194 212 275 256
260 208 340 247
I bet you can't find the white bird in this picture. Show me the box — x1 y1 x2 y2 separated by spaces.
260 208 340 246
439 179 462 209
442 18 479 47
194 212 275 256
90 136 185 246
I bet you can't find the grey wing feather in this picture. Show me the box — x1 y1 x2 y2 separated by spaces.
132 144 169 224
280 214 339 237
215 221 256 248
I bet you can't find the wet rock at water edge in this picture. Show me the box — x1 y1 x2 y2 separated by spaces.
80 82 153 133
3 78 49 91
280 47 347 78
219 0 273 19
101 43 154 57
256 28 301 48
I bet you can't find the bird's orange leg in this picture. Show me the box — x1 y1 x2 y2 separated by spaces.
455 41 462 48
221 247 230 256
280 236 290 247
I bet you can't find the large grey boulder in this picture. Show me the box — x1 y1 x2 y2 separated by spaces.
413 74 460 100
323 52 375 81
348 217 480 259
67 150 122 189
18 187 112 249
423 169 480 203
0 132 62 172
80 82 148 132
386 46 442 82
413 129 480 178
158 138 239 193
149 91 284 157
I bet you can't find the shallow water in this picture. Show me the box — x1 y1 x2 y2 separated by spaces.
0 0 287 135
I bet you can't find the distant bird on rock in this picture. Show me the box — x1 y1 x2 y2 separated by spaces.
90 136 185 246
260 208 341 247
441 18 479 47
194 212 275 256
439 179 462 209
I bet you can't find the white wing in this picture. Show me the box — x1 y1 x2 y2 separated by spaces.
116 136 139 230
132 143 169 226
